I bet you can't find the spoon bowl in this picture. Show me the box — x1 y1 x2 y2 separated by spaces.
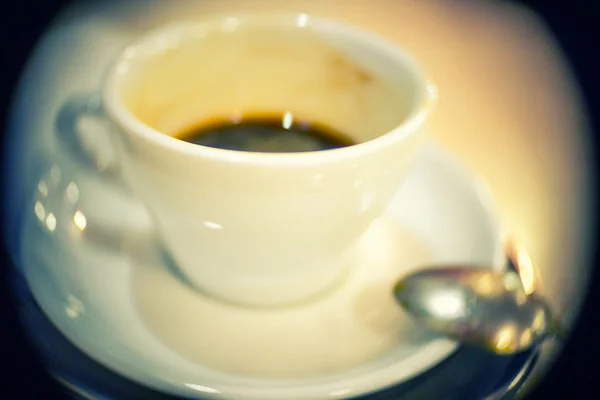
394 267 561 355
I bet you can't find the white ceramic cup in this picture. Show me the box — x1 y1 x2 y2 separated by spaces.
56 14 436 307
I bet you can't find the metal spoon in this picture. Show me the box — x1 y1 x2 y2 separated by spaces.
393 266 564 355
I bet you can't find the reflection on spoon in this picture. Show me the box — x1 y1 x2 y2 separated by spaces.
394 266 564 355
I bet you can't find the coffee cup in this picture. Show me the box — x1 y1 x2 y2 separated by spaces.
56 13 436 307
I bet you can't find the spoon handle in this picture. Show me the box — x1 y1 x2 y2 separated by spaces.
484 351 539 400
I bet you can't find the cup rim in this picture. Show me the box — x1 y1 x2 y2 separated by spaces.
103 13 437 166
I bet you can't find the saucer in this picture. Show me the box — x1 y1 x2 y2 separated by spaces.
20 142 504 399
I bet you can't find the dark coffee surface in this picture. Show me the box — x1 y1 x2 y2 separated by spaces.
175 115 356 153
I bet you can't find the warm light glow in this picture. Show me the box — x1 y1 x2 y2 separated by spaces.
66 181 80 203
473 273 501 297
73 210 87 231
503 271 523 293
184 384 221 394
426 81 438 102
520 329 532 347
204 221 223 230
330 388 353 397
426 290 467 319
34 201 46 221
401 108 428 133
46 213 57 232
297 13 309 27
282 111 294 130
37 180 49 197
65 295 85 318
532 308 547 332
230 112 242 124
516 245 536 295
495 324 517 352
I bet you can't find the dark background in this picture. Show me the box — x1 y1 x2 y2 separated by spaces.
1 0 597 398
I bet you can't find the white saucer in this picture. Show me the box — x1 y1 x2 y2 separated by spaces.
20 142 504 400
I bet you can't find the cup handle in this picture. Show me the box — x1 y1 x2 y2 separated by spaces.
54 93 155 247
56 93 122 178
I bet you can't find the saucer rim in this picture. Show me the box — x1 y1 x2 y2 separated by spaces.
24 142 505 400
